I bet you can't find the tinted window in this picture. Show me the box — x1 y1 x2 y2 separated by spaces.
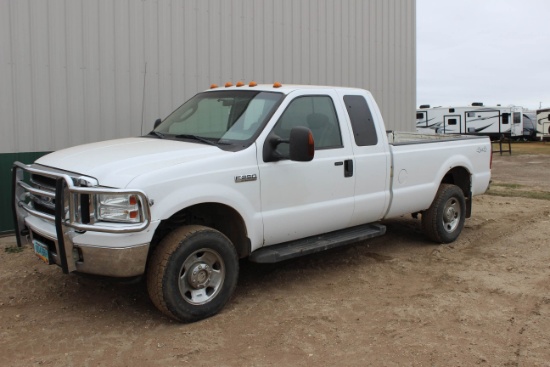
343 95 378 146
272 96 343 154
448 118 457 125
502 113 509 124
416 112 424 119
513 112 521 124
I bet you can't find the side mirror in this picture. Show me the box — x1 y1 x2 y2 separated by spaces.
262 126 315 162
154 118 162 129
289 126 314 162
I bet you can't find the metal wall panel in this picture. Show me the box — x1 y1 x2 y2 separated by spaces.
0 0 415 232
1 0 415 153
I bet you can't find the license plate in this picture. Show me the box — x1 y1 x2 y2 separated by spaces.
33 239 51 265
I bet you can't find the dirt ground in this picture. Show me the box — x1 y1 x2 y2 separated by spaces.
2 142 550 367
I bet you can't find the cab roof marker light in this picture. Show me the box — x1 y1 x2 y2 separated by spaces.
249 81 258 87
210 84 219 89
225 82 233 87
273 82 282 88
236 81 245 87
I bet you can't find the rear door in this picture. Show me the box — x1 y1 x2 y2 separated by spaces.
339 92 390 225
444 115 461 134
511 107 523 137
258 90 356 246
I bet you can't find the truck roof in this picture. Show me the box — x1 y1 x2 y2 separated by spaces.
205 83 368 95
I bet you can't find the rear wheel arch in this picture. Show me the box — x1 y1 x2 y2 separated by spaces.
441 166 472 218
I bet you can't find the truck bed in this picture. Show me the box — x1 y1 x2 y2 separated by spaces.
387 131 486 145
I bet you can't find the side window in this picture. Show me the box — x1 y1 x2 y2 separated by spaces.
272 96 343 153
447 118 457 125
502 113 510 124
513 112 521 124
343 95 378 146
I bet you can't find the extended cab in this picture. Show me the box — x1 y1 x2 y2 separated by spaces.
13 84 492 322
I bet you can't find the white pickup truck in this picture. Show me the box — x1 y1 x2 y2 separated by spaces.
12 84 492 322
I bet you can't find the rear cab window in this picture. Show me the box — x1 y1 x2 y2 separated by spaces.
343 95 378 146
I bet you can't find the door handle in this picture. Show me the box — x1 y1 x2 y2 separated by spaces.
344 159 353 177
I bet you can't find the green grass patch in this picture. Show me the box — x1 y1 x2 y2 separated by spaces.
4 246 24 254
487 183 550 201
486 190 550 201
491 183 523 189
492 141 550 155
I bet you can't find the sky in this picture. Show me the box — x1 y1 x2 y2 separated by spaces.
417 0 550 111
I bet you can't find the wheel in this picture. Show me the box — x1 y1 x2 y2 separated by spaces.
422 184 466 244
147 225 239 322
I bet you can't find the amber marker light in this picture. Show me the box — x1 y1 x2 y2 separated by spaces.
236 81 245 87
249 81 258 87
273 82 282 88
225 82 234 87
210 84 219 89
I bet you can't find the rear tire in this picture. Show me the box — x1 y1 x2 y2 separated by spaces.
147 225 239 322
422 184 466 244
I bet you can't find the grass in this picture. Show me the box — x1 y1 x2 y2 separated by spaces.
4 246 24 254
487 183 550 201
491 141 550 155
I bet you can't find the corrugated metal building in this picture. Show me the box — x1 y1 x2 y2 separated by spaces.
0 0 416 232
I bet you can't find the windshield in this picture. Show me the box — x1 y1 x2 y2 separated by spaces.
155 90 283 144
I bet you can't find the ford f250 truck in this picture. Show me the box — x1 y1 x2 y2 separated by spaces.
12 84 492 322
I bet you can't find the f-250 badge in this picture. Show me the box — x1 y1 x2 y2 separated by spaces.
235 174 257 183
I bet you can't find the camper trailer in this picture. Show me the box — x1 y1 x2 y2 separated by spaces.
536 108 550 141
416 104 524 140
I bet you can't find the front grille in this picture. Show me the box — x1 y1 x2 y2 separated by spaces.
13 162 151 234
30 174 56 191
29 173 58 218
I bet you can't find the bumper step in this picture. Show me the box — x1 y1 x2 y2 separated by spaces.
249 223 386 263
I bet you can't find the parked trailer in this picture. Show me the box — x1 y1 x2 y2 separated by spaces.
536 108 550 141
416 104 524 140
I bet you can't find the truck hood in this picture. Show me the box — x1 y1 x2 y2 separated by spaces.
36 137 225 188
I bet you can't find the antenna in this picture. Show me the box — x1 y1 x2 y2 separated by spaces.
141 62 148 135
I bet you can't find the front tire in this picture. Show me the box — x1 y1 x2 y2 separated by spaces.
147 225 239 322
422 184 466 244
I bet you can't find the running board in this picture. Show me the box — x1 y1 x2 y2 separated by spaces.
249 223 386 263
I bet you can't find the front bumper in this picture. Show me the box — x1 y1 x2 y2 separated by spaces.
12 162 155 277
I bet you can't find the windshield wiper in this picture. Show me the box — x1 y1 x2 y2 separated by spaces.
175 134 219 146
148 131 165 139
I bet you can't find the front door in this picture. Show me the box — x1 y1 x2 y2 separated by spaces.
444 115 461 134
258 91 356 246
511 107 523 137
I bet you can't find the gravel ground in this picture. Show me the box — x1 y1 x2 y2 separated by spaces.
2 143 550 367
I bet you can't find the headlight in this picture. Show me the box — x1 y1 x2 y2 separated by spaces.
95 193 142 223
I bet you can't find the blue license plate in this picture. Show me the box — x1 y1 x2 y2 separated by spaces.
33 239 51 264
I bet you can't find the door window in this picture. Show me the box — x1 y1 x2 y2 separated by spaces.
272 96 343 156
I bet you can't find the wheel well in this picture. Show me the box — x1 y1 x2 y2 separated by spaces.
441 167 472 217
150 203 250 259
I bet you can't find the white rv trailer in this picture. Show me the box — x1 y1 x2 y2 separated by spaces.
536 108 550 141
416 103 524 139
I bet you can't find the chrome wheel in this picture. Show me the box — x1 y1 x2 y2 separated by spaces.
179 248 225 305
442 197 461 233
